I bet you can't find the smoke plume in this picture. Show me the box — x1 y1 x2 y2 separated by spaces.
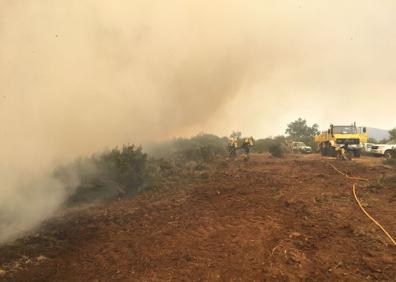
0 0 283 243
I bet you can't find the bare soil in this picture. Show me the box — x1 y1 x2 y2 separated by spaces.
1 154 395 281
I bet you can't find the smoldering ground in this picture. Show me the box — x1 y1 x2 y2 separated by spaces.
2 1 396 243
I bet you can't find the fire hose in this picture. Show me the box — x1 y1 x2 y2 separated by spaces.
328 163 396 246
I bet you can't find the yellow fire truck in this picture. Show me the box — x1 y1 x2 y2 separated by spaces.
314 123 368 158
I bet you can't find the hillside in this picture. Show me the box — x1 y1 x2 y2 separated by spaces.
366 127 390 141
1 154 395 281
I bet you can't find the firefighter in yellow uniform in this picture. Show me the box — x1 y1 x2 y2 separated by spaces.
241 137 254 161
228 138 238 159
336 144 352 160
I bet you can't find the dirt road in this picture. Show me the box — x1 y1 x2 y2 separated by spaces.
1 154 395 281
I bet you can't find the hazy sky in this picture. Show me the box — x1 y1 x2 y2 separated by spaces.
1 0 396 162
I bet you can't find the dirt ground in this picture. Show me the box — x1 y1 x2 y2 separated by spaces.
1 154 395 281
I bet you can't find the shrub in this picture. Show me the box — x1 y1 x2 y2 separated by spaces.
54 134 229 205
253 136 287 157
174 134 228 161
268 140 286 158
252 138 273 153
148 133 228 162
53 145 153 205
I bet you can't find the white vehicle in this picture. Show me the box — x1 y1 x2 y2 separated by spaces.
370 144 396 159
363 143 376 152
290 141 313 154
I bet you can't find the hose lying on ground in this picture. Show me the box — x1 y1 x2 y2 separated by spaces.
328 162 396 246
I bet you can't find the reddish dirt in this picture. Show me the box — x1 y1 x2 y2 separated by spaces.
1 154 395 281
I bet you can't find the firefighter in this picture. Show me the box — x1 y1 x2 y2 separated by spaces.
336 144 352 160
228 138 238 159
241 137 254 161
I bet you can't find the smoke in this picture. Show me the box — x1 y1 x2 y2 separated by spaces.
1 0 396 243
0 0 285 243
0 168 70 243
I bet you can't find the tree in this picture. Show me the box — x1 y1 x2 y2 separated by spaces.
389 128 396 142
285 118 319 139
229 131 242 140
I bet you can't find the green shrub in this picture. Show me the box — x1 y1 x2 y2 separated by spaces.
53 145 153 205
174 134 228 161
148 133 228 162
253 136 287 157
253 138 276 153
268 139 286 158
54 134 229 205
